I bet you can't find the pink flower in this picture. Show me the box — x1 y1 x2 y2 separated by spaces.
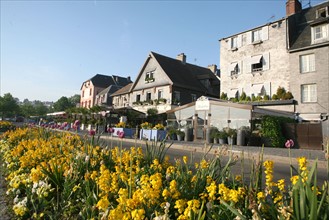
118 131 125 138
89 130 96 136
74 120 80 126
107 127 114 133
285 139 294 148
117 130 120 135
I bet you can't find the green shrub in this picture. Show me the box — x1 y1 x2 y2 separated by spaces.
272 94 278 100
260 115 295 147
220 92 228 100
239 92 246 101
284 91 294 100
276 87 286 99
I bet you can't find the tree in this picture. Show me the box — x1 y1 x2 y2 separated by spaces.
69 94 80 107
34 101 49 116
20 101 35 117
53 96 74 112
0 93 20 119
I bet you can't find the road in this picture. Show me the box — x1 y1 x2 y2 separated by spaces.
114 139 328 186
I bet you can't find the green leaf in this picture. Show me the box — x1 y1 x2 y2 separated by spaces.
219 199 246 220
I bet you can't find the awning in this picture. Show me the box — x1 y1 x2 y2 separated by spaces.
250 55 263 64
251 84 264 94
229 63 238 71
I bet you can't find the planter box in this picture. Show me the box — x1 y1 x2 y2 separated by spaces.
140 129 167 141
112 128 134 138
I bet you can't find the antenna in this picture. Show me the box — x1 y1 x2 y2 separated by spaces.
267 15 275 21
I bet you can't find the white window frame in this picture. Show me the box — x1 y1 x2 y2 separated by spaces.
231 36 238 49
146 92 152 101
301 84 317 103
136 94 141 102
316 7 329 18
300 54 315 73
312 24 329 42
252 29 262 43
158 90 163 99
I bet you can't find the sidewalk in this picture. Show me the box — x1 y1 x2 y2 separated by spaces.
97 133 328 169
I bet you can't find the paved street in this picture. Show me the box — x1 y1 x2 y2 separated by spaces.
97 134 328 185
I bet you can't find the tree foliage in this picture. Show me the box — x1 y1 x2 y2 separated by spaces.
0 93 20 119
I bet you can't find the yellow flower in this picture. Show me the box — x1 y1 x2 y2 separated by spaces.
235 175 242 182
131 208 145 220
277 179 285 191
96 196 110 211
291 175 299 185
175 199 187 214
183 156 188 164
206 181 217 201
257 192 265 201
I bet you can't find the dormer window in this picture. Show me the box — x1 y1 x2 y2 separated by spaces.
316 7 329 18
252 29 262 43
312 23 329 43
231 36 238 49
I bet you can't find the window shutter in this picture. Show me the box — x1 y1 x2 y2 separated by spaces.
228 64 232 76
227 38 232 50
262 52 270 71
238 61 243 74
246 31 252 44
243 57 251 73
237 35 242 48
262 26 269 41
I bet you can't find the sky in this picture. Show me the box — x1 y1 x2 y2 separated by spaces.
0 0 325 102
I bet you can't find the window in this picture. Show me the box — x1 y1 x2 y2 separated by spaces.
82 91 84 98
173 91 180 104
230 63 238 76
252 29 262 42
300 54 315 73
145 70 155 82
301 84 317 103
242 34 247 46
316 7 328 18
89 88 92 96
158 90 163 99
312 24 328 41
250 55 263 72
231 36 237 49
136 94 141 102
146 92 152 101
191 94 197 102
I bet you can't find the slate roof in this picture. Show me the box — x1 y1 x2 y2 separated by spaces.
151 52 219 95
288 1 329 50
82 74 132 89
110 83 133 96
97 85 123 96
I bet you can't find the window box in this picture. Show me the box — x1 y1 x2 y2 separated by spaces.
139 129 167 141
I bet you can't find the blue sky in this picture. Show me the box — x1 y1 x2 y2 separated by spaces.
0 0 324 102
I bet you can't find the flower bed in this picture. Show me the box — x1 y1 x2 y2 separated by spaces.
0 127 328 219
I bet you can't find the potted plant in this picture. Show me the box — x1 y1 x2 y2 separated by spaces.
113 122 133 138
167 127 177 140
225 127 237 145
217 130 228 145
176 129 185 141
151 123 167 141
140 122 153 140
209 127 219 144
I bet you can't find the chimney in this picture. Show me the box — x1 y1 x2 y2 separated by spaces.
176 53 186 64
127 76 131 82
286 0 302 16
208 64 218 74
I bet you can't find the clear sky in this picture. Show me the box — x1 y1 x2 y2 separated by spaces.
0 0 325 102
